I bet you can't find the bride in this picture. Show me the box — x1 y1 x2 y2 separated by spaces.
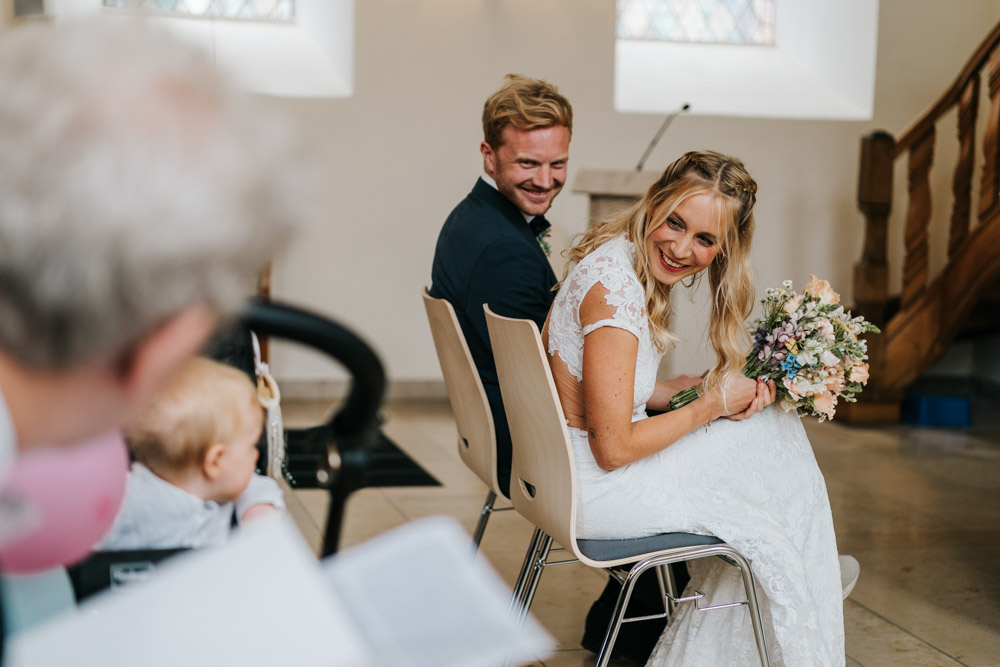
541 150 845 666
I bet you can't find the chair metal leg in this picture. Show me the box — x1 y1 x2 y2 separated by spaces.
585 546 770 667
658 563 675 617
727 550 771 667
593 566 645 667
508 527 543 615
471 490 497 552
512 533 553 628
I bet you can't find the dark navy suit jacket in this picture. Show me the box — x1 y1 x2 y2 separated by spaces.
430 178 557 498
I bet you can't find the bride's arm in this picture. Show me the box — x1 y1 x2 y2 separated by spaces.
583 325 722 470
647 375 703 411
579 284 765 470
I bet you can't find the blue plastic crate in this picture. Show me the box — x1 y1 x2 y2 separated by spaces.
900 394 971 427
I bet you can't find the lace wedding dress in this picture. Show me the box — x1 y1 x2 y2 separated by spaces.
547 236 844 667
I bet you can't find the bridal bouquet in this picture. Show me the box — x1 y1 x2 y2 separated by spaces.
668 275 881 421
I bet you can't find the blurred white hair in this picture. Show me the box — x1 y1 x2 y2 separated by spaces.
0 18 310 369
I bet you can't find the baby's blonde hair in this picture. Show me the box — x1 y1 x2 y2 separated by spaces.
126 357 263 475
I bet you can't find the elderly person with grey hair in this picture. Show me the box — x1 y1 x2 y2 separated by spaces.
0 18 309 508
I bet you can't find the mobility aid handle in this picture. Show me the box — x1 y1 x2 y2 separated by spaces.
241 300 387 555
241 300 386 436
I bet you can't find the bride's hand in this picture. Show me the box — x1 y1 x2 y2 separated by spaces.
724 377 777 421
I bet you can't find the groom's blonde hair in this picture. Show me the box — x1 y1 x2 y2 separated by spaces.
563 150 757 396
482 74 573 150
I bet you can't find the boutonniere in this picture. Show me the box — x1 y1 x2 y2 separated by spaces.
537 227 551 257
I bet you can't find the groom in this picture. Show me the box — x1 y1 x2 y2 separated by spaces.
429 74 672 662
429 73 569 500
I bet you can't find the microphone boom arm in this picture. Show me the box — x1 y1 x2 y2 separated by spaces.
635 103 690 172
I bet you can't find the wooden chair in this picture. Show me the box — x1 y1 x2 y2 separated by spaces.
422 289 512 549
484 305 771 667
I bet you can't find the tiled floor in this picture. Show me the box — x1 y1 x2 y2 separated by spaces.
283 400 1000 667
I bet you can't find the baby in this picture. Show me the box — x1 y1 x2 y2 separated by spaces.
100 357 284 550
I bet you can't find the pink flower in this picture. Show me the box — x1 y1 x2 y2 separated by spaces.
849 363 870 385
813 392 837 419
824 369 845 393
782 376 802 400
783 294 804 315
803 274 840 305
816 319 835 342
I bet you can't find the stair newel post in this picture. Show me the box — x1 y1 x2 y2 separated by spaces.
950 77 980 256
979 46 1000 221
901 127 935 310
854 131 894 328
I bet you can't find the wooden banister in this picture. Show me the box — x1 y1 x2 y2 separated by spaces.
979 46 1000 220
900 126 934 309
895 21 1000 155
847 19 1000 422
854 131 894 327
949 76 979 256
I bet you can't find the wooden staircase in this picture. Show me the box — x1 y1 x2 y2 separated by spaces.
844 21 1000 423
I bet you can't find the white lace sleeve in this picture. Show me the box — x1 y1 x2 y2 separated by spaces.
579 262 646 341
548 237 649 383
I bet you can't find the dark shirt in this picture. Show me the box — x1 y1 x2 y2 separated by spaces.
430 178 557 497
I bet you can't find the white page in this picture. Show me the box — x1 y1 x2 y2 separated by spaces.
7 515 374 667
323 516 553 667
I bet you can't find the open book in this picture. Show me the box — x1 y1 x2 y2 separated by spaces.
7 516 552 666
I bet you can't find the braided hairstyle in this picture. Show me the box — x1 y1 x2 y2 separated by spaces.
563 150 757 395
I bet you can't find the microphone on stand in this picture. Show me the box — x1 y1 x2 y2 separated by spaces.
635 102 691 172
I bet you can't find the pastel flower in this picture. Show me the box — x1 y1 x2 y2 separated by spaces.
824 369 845 393
816 319 835 342
813 392 837 419
782 376 803 400
849 363 870 385
819 350 840 367
783 294 804 315
803 274 840 305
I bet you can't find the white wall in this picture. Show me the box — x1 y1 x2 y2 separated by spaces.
8 2 997 388
265 0 1000 388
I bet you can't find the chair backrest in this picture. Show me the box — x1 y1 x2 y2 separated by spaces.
484 306 578 554
422 289 500 495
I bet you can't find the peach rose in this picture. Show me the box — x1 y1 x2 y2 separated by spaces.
803 274 840 305
813 392 837 419
849 363 870 385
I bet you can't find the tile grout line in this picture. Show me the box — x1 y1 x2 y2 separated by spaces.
846 651 867 667
848 598 971 667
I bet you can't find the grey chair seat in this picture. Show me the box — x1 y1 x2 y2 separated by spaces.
577 533 724 563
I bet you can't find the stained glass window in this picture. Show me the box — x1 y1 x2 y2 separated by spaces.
102 0 295 22
616 0 775 46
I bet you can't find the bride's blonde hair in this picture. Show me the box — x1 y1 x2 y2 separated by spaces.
563 150 757 395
